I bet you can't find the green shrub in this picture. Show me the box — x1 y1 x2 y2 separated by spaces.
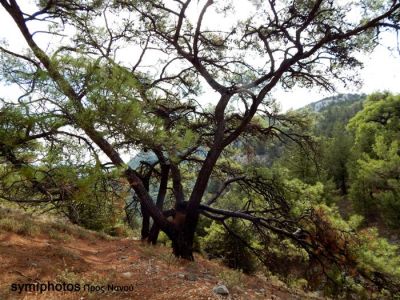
200 219 257 274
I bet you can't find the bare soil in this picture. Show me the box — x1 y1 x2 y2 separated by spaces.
0 210 321 300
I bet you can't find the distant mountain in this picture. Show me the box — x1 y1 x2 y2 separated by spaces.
302 93 366 112
301 93 366 137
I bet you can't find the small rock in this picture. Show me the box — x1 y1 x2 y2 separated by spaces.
120 256 128 260
177 273 185 279
185 273 197 281
259 288 266 293
121 272 133 279
213 284 229 296
235 287 244 293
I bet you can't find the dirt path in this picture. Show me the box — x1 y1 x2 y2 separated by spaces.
0 227 318 300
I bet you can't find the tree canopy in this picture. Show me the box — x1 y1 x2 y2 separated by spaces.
1 0 400 297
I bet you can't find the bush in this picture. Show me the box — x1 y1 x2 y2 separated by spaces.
303 205 400 298
200 219 257 274
59 167 128 234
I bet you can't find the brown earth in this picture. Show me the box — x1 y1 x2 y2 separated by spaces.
0 209 322 300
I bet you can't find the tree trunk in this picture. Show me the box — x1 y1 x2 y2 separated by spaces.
141 205 150 240
340 175 347 195
147 209 176 245
147 219 196 260
147 223 160 244
171 231 195 260
170 221 197 260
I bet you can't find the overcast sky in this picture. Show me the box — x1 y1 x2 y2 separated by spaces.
1 1 400 112
276 37 400 111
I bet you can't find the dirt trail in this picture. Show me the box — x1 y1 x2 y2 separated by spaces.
0 221 318 299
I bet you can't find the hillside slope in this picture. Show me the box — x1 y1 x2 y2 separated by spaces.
302 93 365 112
0 207 322 300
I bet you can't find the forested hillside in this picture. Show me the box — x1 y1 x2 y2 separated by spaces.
295 92 400 232
306 93 365 136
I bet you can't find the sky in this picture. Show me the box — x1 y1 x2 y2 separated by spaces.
0 1 400 112
275 38 400 111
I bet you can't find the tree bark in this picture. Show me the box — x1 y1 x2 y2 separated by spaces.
141 205 150 240
170 227 195 260
147 163 170 243
148 224 160 244
148 209 175 244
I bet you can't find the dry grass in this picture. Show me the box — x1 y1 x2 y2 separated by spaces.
0 215 41 236
217 269 244 290
0 206 116 242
